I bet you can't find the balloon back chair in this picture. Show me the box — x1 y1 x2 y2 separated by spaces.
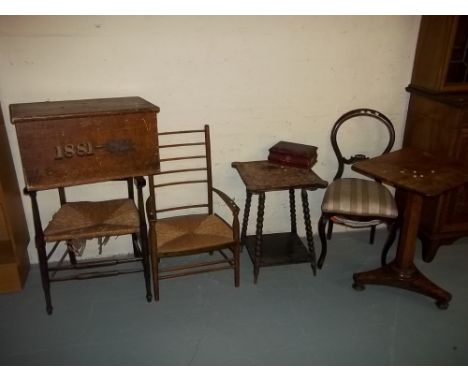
147 125 240 301
317 108 399 269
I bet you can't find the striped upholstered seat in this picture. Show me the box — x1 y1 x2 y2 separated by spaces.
322 178 398 221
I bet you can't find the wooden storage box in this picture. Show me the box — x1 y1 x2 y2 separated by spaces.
10 97 160 191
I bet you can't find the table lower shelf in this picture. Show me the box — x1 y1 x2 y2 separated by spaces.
244 232 313 267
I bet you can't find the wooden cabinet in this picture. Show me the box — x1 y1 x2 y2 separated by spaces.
403 15 468 261
411 16 468 93
0 104 30 292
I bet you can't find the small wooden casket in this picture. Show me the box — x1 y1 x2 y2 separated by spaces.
9 97 160 191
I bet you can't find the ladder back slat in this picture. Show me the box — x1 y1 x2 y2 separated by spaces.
159 142 205 149
156 167 207 175
158 130 205 136
156 204 209 213
159 155 206 162
154 179 207 188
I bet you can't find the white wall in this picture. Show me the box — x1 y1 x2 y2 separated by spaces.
0 16 420 263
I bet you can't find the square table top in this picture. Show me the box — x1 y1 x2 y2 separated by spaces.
232 160 328 192
352 148 468 197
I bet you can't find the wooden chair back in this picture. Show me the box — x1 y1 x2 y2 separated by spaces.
331 108 395 180
148 125 213 220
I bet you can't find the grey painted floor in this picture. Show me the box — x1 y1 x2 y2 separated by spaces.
1 230 468 365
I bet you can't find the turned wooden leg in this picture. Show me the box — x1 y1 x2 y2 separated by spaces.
289 188 297 234
301 188 317 275
254 192 265 284
234 243 240 287
241 191 252 247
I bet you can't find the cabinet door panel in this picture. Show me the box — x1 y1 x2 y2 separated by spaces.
441 130 468 231
403 94 459 154
412 16 468 92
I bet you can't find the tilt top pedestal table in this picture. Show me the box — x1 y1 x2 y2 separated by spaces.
351 148 468 309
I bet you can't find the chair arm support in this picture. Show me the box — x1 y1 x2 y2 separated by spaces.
212 187 240 216
212 187 240 242
133 177 147 231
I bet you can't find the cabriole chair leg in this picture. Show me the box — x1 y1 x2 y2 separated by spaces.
317 215 328 269
326 220 334 240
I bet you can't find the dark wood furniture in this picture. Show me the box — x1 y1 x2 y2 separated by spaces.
410 16 468 93
0 104 30 293
351 148 468 309
147 125 240 301
318 109 398 269
231 160 328 283
403 16 468 261
9 96 160 314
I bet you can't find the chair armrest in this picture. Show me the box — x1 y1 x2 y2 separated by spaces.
212 187 240 216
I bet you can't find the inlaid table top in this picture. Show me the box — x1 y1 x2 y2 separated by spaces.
231 160 328 192
352 148 468 197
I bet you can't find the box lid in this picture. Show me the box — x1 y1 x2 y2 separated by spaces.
10 96 160 123
269 141 317 159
